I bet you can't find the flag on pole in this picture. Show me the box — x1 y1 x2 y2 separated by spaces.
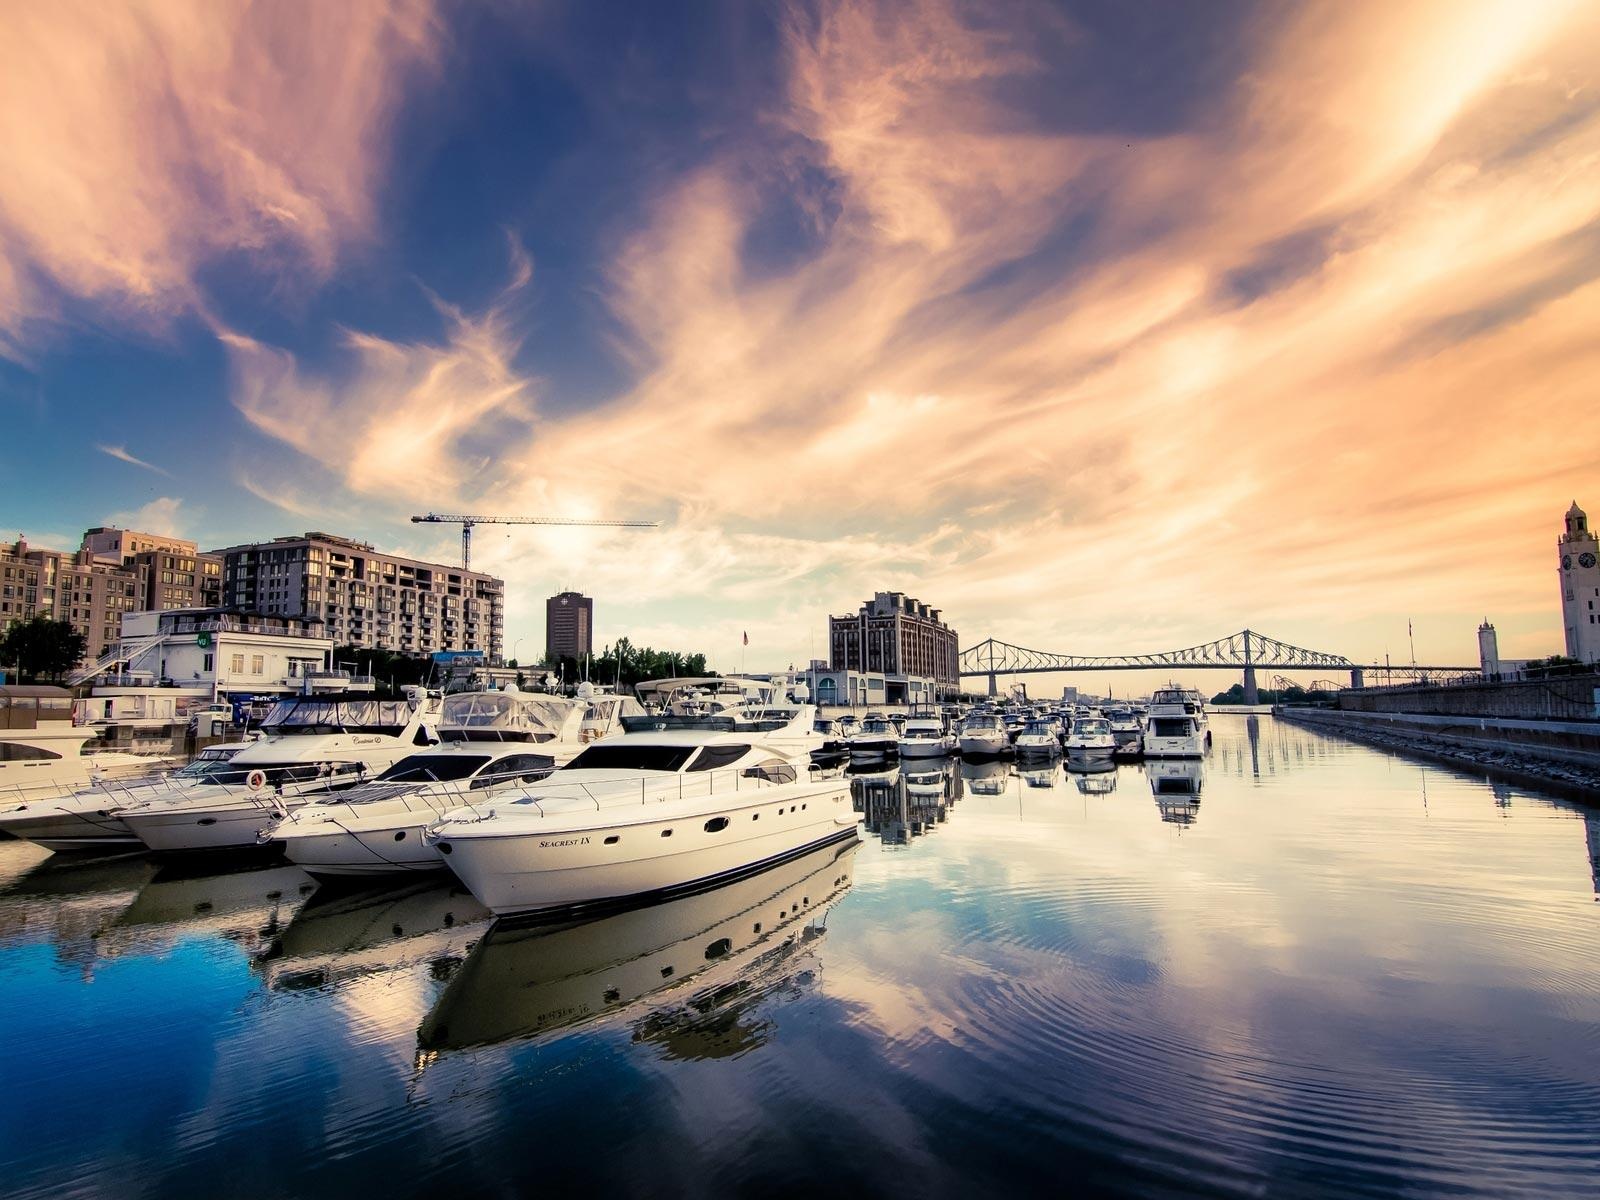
743 631 749 646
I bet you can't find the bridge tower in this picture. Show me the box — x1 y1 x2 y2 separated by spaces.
987 672 998 697
1242 629 1258 704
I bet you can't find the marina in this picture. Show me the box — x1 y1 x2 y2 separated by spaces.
2 715 1598 1196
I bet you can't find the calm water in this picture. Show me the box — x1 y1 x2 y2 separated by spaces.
2 716 1599 1198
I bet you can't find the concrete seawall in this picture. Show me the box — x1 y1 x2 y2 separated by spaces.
1276 706 1600 799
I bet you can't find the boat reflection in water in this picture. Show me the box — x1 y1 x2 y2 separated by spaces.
0 851 159 968
1148 759 1205 826
1066 753 1118 795
960 757 1010 797
256 877 492 993
97 860 318 958
1017 761 1061 790
852 761 959 845
417 836 858 1060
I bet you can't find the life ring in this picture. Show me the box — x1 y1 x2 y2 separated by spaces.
246 769 268 792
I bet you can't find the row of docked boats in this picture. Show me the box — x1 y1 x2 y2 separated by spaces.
0 683 857 918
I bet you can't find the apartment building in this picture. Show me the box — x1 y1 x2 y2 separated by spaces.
214 532 504 659
2 526 222 665
829 591 960 690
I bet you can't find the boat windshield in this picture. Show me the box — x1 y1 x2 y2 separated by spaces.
1151 718 1192 738
860 719 894 734
262 698 413 736
962 715 1001 731
1022 720 1055 735
1074 720 1111 735
377 754 491 783
561 743 699 772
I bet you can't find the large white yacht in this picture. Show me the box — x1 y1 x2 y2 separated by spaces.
898 711 954 758
1141 686 1211 758
957 711 1009 757
846 714 899 758
1014 717 1063 756
267 693 581 877
424 725 858 916
0 740 254 851
0 685 170 812
1065 716 1116 756
118 688 442 853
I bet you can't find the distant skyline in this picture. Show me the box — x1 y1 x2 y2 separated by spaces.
4 0 1598 687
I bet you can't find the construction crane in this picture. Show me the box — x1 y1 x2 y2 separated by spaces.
410 513 658 570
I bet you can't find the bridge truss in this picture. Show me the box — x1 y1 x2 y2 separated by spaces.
958 629 1475 695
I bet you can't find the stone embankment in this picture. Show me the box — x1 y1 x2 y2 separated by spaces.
1277 707 1600 801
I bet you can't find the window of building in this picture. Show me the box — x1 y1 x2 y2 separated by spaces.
251 655 264 674
203 653 213 672
230 653 244 673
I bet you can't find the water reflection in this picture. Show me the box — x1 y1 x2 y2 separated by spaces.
851 760 959 844
1147 760 1205 826
0 851 158 969
417 837 858 1059
960 757 1009 796
256 878 492 993
1017 761 1061 790
101 860 319 958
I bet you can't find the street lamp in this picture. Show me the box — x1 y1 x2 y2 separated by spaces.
511 636 524 666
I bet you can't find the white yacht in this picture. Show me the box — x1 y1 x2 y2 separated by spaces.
898 711 954 758
1065 717 1116 756
957 711 1009 757
577 688 647 741
0 740 254 851
268 741 568 878
846 714 899 758
1014 717 1062 756
1107 706 1142 743
0 684 170 812
118 688 442 854
424 727 858 916
1141 686 1211 758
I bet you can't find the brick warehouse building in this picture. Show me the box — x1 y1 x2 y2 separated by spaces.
829 592 959 694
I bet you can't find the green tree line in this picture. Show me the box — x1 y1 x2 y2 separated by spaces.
0 616 87 682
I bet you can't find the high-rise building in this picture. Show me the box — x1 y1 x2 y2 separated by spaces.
1558 501 1600 664
546 591 593 661
214 532 504 659
829 591 959 688
0 527 221 665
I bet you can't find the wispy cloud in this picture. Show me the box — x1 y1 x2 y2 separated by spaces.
96 443 171 477
0 0 439 353
225 0 1600 669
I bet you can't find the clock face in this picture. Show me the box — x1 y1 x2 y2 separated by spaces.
1583 552 1598 569
1563 554 1573 569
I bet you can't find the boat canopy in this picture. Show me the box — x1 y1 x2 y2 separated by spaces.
441 692 576 743
262 696 414 736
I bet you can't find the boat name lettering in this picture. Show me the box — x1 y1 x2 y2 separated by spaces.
539 836 591 848
351 736 382 745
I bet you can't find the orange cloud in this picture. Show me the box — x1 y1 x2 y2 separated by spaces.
0 0 438 349
228 0 1600 671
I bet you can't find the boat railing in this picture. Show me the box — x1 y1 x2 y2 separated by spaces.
430 760 815 827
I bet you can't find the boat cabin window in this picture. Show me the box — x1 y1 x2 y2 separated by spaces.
686 743 753 772
562 743 699 772
377 754 491 783
1074 720 1110 735
0 742 61 761
1151 718 1192 738
476 754 555 784
743 758 798 784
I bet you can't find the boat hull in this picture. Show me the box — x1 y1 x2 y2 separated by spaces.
122 799 287 853
278 820 445 877
0 800 141 851
1141 733 1208 758
434 786 856 916
958 733 1008 757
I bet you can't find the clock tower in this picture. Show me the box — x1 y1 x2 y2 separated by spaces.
1558 500 1600 663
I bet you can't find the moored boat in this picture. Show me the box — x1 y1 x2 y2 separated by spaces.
424 727 857 916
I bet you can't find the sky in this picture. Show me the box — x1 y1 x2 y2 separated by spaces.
2 0 1599 692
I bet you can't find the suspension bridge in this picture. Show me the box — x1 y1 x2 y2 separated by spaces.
958 629 1477 700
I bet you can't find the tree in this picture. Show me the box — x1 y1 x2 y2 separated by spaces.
0 616 87 682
